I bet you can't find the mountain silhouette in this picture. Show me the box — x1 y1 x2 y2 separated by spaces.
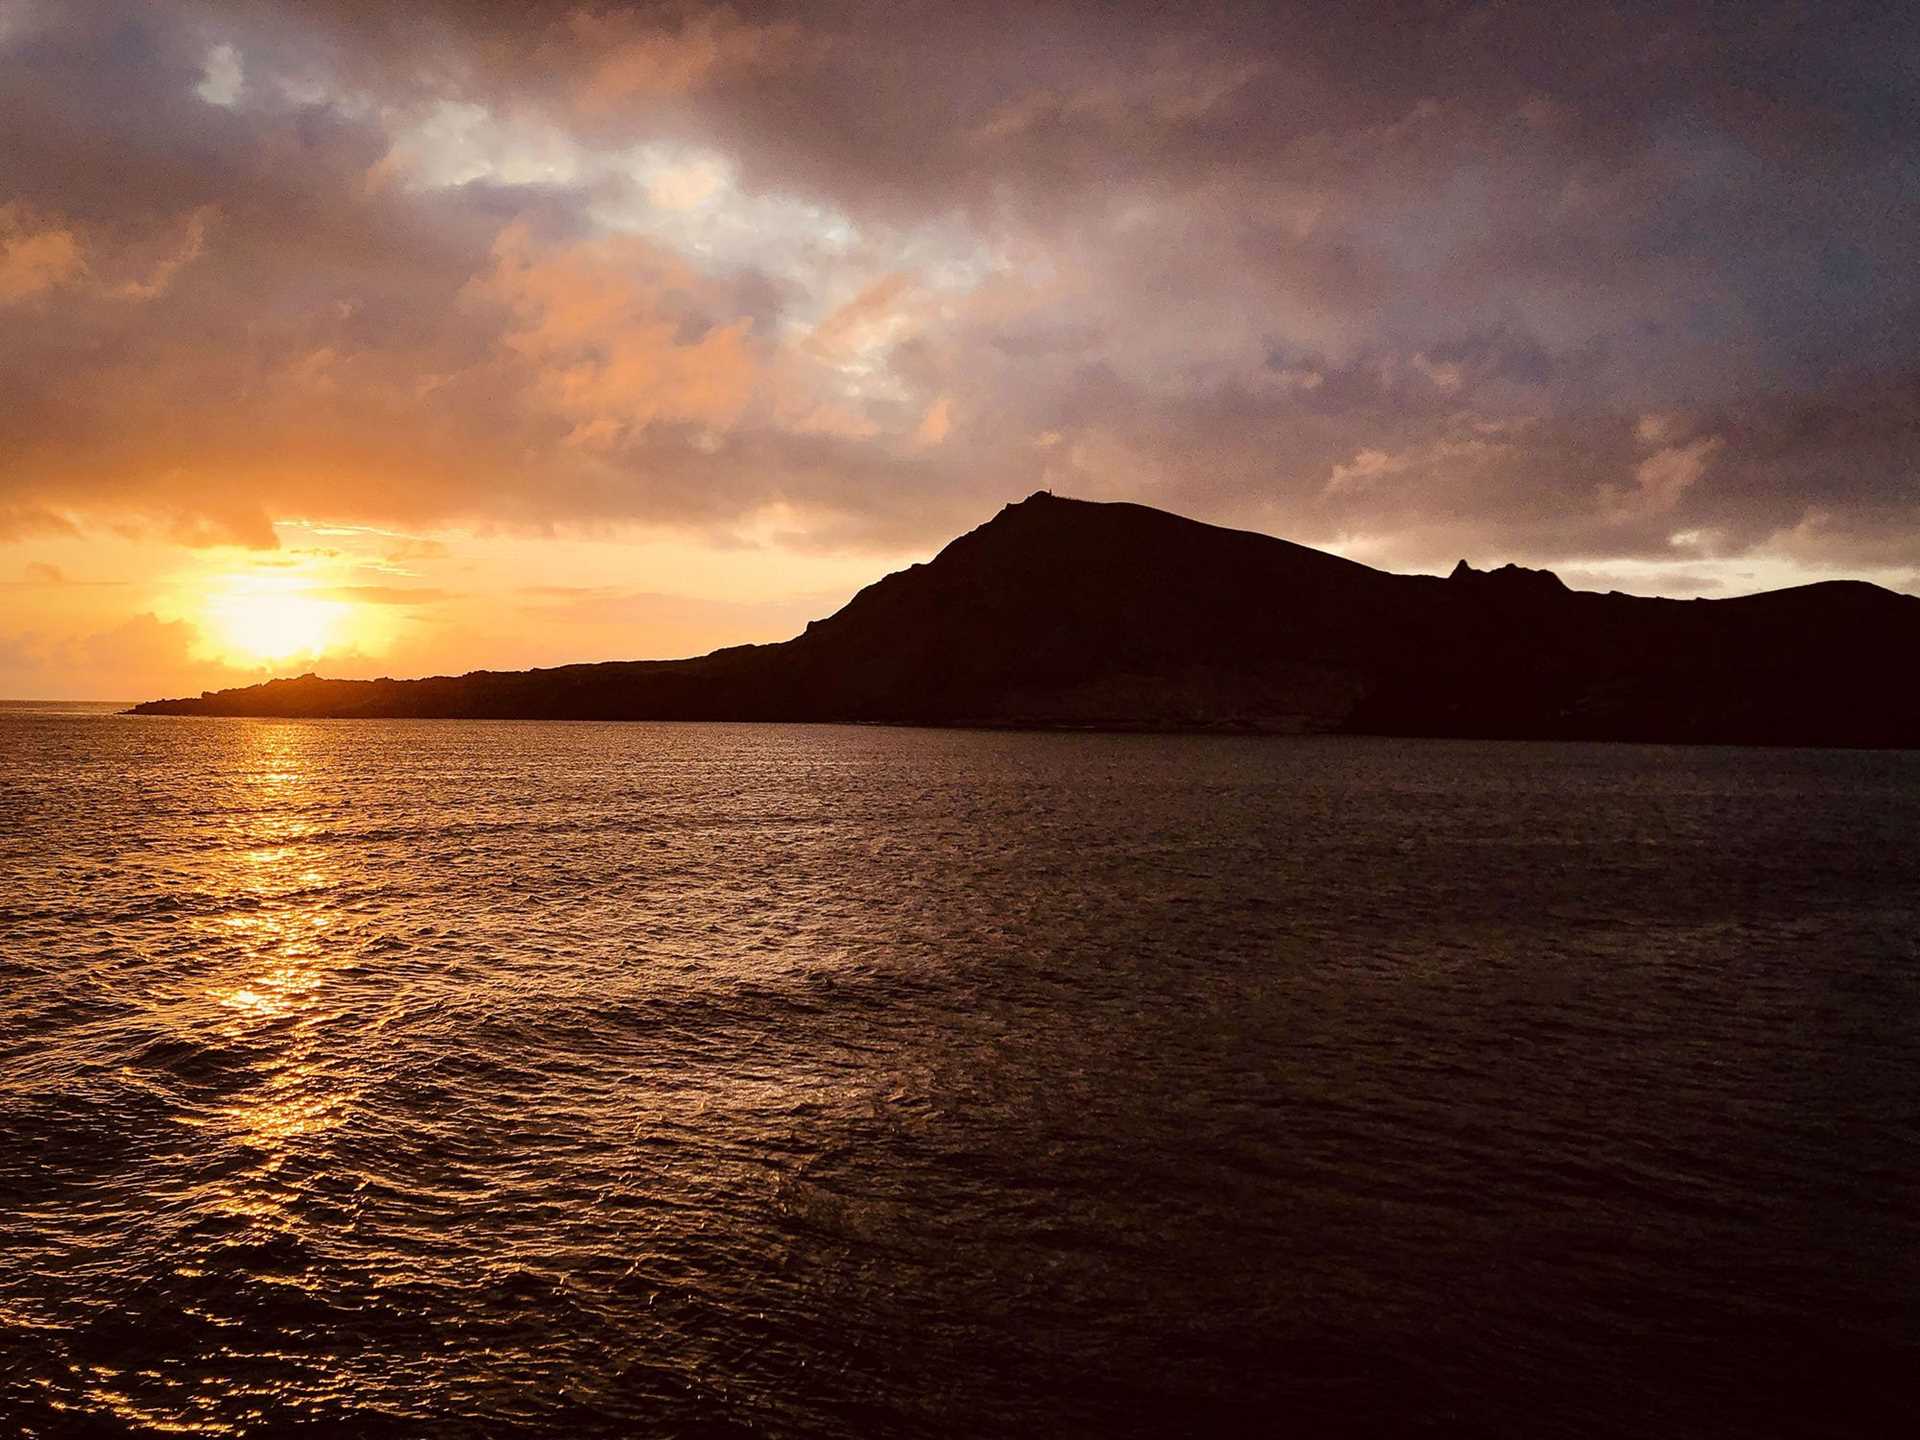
132 492 1920 746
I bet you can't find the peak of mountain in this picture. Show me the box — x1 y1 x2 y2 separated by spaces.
1449 558 1569 594
131 494 1920 746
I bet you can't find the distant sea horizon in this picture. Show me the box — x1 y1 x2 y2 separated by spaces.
0 697 137 714
16 698 1920 757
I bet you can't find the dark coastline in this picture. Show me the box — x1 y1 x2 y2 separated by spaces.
132 493 1920 749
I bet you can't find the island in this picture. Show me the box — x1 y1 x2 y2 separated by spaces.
132 492 1920 747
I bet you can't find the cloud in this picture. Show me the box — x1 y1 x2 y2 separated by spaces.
6 560 120 588
0 611 269 702
803 272 914 362
568 5 804 109
0 202 83 301
0 199 213 305
1325 448 1400 496
0 0 1912 588
465 220 758 444
111 205 215 301
1605 435 1725 520
324 585 454 605
195 42 243 108
0 505 79 541
912 395 952 447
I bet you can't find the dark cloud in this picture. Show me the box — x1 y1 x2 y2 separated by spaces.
0 0 1914 574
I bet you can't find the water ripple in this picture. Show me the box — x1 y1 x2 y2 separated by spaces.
2 707 1918 1436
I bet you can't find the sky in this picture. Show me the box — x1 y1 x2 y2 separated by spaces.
2 0 1916 699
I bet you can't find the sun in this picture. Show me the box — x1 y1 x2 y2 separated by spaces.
202 575 351 665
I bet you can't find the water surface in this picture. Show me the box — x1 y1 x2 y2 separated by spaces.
2 706 1917 1436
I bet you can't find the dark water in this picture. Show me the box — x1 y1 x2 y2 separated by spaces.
2 704 1917 1438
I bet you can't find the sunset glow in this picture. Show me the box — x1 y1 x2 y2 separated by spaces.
199 577 349 666
1 1 1915 702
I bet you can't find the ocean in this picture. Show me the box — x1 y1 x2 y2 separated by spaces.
2 703 1916 1437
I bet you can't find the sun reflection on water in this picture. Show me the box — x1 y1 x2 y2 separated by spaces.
191 726 360 1163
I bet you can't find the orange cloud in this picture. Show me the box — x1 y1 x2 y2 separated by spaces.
0 612 272 703
568 5 802 108
467 222 758 445
804 273 915 361
912 395 953 447
0 203 84 302
0 505 80 542
0 202 212 305
1603 436 1725 520
111 206 217 302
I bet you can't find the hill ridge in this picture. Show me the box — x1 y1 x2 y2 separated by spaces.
131 494 1920 746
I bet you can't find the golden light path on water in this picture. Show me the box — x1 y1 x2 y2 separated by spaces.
206 738 351 1156
104 727 362 1432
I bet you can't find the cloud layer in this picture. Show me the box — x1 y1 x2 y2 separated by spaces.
2 0 1915 582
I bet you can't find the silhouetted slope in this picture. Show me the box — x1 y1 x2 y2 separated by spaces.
131 493 1920 746
781 496 1396 725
